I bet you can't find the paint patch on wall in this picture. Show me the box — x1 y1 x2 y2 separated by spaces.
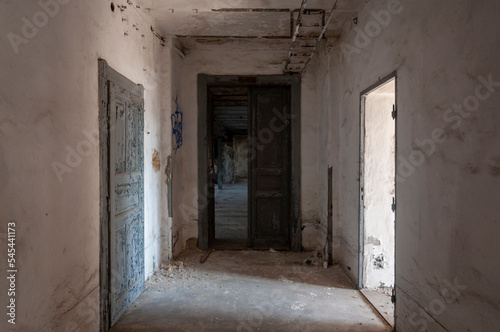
373 255 385 269
152 149 160 172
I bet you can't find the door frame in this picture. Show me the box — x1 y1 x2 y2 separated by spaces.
358 71 398 290
98 59 145 331
197 74 302 251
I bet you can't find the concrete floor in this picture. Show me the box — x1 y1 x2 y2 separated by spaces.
110 250 392 332
215 180 248 239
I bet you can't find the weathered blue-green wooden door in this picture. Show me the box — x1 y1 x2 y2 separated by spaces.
109 80 145 325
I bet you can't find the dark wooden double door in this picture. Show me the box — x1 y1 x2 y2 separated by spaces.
212 86 292 249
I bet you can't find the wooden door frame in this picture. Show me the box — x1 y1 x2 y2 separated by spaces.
98 59 145 331
197 74 302 251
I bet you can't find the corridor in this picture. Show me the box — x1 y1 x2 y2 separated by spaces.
2 0 499 331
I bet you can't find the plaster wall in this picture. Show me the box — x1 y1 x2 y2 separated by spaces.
328 0 500 330
0 1 166 330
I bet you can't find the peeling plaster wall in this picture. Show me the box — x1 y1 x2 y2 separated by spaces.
170 40 321 255
0 1 165 330
328 0 500 330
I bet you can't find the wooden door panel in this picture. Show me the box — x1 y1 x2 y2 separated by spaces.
112 227 127 300
114 100 127 173
126 105 139 172
127 217 144 292
114 174 142 215
250 87 291 249
109 81 145 326
255 97 284 168
254 198 286 238
256 175 282 191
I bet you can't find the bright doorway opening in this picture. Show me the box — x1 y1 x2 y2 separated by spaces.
210 86 250 248
359 76 396 327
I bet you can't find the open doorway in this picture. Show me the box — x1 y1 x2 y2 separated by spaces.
197 75 302 252
210 87 249 248
359 75 396 327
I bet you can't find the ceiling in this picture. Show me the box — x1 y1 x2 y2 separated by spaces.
135 0 361 72
136 0 360 38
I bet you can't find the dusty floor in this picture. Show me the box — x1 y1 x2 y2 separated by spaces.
110 249 393 332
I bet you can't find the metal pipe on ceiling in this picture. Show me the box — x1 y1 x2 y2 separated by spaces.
285 0 308 71
212 8 291 12
302 0 340 72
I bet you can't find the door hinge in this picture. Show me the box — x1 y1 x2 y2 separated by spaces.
392 104 397 120
391 197 396 212
391 288 396 304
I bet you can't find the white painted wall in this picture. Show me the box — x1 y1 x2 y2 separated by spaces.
328 0 500 330
0 1 167 330
362 84 395 289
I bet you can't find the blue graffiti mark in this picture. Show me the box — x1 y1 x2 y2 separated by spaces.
171 96 183 152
